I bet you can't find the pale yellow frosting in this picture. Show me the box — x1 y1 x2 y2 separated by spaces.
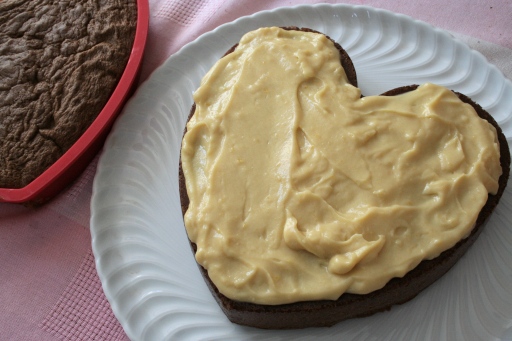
181 27 502 305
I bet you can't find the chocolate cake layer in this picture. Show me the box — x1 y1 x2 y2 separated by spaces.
179 28 510 329
0 0 137 188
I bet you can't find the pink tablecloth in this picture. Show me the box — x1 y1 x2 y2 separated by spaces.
1 1 511 340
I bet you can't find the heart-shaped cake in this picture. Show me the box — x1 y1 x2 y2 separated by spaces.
179 27 510 329
0 0 137 191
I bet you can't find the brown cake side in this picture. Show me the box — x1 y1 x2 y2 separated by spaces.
0 0 137 189
178 29 510 329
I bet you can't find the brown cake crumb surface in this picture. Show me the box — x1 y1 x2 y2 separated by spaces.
0 0 137 188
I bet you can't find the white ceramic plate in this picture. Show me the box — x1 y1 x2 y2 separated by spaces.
91 4 512 341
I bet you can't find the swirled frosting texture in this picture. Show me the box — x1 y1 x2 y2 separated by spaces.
181 27 502 305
